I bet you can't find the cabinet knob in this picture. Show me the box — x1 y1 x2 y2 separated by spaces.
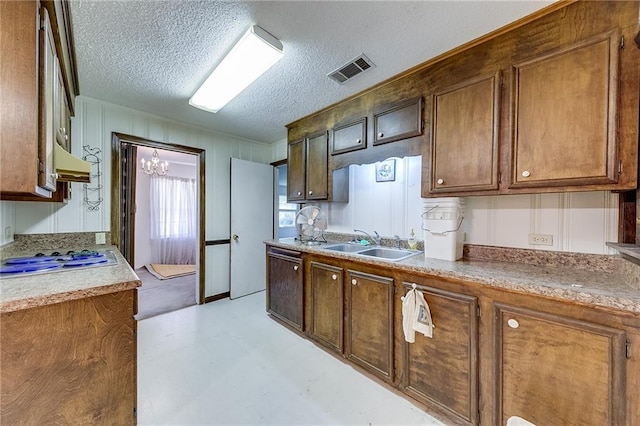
293 265 299 271
437 178 444 185
51 172 59 180
356 139 361 144
332 274 337 280
297 191 302 196
521 170 531 178
308 190 313 195
351 278 357 285
378 132 384 138
507 319 519 329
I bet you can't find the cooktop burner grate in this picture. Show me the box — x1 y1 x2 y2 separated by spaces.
0 250 118 277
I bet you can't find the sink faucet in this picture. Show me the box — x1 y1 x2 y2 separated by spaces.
354 229 381 245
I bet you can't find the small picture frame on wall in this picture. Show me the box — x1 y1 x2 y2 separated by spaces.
375 159 396 182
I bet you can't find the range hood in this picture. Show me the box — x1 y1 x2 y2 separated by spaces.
54 143 91 183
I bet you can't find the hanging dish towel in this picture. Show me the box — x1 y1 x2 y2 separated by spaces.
401 285 434 343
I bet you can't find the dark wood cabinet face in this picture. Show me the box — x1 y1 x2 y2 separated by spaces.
331 118 367 155
374 97 423 146
308 261 344 353
286 139 306 202
495 303 626 426
267 252 304 331
401 282 479 425
510 30 620 188
306 131 328 200
345 269 394 382
430 73 500 194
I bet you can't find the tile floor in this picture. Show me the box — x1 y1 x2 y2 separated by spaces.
137 290 444 425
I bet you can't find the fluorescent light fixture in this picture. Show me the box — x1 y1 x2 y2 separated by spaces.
189 25 283 113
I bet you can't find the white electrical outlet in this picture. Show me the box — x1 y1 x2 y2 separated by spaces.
95 232 106 244
4 226 12 240
528 233 553 246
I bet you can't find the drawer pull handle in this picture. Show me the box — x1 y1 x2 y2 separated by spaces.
507 319 519 329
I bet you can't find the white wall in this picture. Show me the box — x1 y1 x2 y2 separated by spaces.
4 96 274 297
316 156 618 255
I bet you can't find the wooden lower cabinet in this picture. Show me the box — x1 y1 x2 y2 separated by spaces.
495 303 627 426
346 269 394 383
308 261 344 353
0 290 137 425
267 249 304 331
400 281 479 425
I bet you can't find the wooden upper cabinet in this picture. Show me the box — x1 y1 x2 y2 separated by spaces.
287 138 306 202
306 131 328 200
373 97 423 146
495 303 627 426
510 30 621 188
331 118 367 155
430 73 500 194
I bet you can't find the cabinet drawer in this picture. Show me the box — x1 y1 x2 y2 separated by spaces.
331 118 366 155
373 97 423 146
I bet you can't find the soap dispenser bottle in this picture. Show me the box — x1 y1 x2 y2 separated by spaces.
408 229 418 250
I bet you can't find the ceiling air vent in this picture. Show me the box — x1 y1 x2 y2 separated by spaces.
328 54 375 84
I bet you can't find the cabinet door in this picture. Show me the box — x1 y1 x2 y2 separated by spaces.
510 30 620 188
56 64 71 151
308 261 343 353
39 6 57 192
287 139 306 202
495 303 626 426
305 131 328 200
267 252 304 331
331 118 366 155
346 269 394 382
401 283 479 425
430 73 500 193
374 97 423 146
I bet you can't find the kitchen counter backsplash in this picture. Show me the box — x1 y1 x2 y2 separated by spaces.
0 232 112 258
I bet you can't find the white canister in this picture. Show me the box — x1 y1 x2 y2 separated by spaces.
422 197 465 261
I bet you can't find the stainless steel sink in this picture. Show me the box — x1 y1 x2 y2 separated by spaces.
357 247 419 261
322 243 368 253
321 244 420 262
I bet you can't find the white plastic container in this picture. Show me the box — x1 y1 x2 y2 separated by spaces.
422 197 465 261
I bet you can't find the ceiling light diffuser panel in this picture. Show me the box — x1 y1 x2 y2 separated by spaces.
189 25 283 113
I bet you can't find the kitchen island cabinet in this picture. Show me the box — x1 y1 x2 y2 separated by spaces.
0 290 137 425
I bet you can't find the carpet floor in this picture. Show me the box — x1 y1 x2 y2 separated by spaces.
135 267 196 320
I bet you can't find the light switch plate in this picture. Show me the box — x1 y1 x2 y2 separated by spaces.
4 226 12 240
95 232 106 244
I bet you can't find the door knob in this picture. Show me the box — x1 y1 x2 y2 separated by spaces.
232 234 239 241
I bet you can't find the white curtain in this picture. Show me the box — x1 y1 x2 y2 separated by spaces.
149 175 197 264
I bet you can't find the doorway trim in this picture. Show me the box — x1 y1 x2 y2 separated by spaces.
111 132 207 304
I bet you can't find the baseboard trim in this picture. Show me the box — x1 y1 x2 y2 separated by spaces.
204 292 230 304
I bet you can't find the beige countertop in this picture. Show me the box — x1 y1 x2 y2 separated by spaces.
0 245 140 313
267 238 640 316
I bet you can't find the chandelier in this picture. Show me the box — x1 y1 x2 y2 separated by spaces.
140 150 169 176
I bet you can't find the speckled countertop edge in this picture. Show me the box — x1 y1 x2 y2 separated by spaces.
267 238 640 315
0 242 140 313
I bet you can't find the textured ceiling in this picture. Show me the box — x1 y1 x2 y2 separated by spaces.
69 1 554 144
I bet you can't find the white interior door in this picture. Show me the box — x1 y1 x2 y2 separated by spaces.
230 158 274 299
